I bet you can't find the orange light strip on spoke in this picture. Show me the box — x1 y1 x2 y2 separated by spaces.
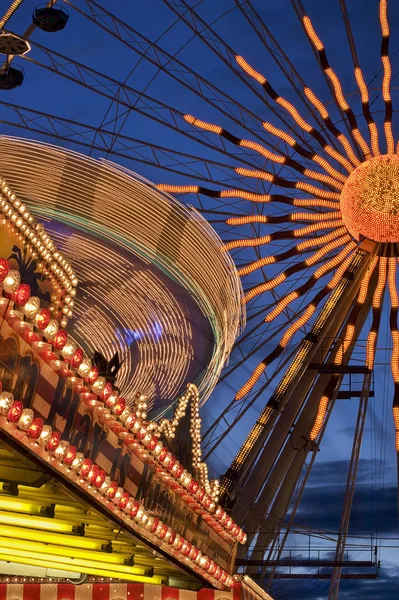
235 362 267 400
238 255 276 276
243 272 288 303
358 256 379 304
236 52 354 172
236 55 267 84
239 139 286 164
388 258 399 383
302 169 343 190
291 211 342 222
310 395 329 440
226 215 268 226
355 67 380 156
157 184 199 194
293 198 340 209
326 252 356 289
335 256 379 365
303 15 371 160
223 235 271 252
279 304 316 346
366 257 387 369
238 229 346 277
293 219 343 238
314 243 357 282
305 235 350 266
296 227 348 250
262 122 296 146
184 114 223 134
304 87 361 167
295 182 341 200
311 155 347 183
380 0 394 154
220 190 271 202
235 167 274 182
263 121 346 182
263 291 299 321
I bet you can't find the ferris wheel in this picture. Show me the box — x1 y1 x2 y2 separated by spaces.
1 0 399 598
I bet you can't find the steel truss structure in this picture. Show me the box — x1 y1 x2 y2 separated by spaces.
1 1 399 598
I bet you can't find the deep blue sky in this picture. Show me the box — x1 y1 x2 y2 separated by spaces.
3 1 399 598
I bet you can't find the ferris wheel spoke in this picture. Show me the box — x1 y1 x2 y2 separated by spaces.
223 219 343 253
236 247 356 400
232 0 333 139
301 14 372 161
184 114 344 190
387 258 399 456
338 0 381 156
235 55 355 175
242 233 349 304
366 257 387 373
162 0 323 153
379 0 395 153
291 0 364 160
236 229 347 277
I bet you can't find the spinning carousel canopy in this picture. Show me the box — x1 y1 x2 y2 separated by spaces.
0 136 244 414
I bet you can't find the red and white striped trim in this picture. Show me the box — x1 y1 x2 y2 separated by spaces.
0 582 243 600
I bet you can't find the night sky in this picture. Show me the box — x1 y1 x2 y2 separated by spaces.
3 0 399 597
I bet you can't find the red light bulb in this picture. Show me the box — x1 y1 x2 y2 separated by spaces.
130 500 140 517
113 397 126 416
7 400 23 423
93 469 106 488
46 431 61 452
0 259 10 283
85 366 98 386
106 481 118 499
64 445 77 465
169 531 176 545
189 479 199 495
159 524 168 539
147 436 158 451
36 308 51 331
118 492 130 510
70 348 83 369
12 283 31 307
100 382 113 402
27 417 44 439
80 458 93 478
53 329 68 350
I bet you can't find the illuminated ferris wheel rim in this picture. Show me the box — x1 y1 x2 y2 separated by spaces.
0 135 244 409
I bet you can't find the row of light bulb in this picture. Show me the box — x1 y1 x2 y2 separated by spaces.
156 384 220 502
0 261 245 544
0 388 234 589
92 385 244 543
0 179 78 327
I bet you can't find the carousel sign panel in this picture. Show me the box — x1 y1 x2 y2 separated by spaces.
0 313 235 574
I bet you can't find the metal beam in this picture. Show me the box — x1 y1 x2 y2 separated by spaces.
63 0 288 150
237 559 375 568
328 372 372 599
259 574 378 580
0 101 257 189
17 36 270 174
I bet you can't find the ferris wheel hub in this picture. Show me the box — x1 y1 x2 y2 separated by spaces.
340 154 399 243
